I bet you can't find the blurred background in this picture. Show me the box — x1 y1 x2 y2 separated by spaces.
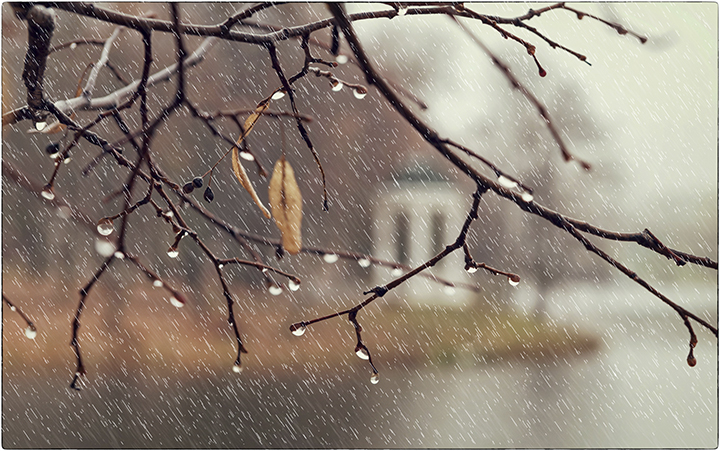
2 3 717 448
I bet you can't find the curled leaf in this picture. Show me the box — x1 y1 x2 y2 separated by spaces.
232 146 271 219
268 156 303 254
227 88 284 218
242 98 270 139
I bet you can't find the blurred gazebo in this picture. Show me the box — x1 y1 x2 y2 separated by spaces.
371 160 476 308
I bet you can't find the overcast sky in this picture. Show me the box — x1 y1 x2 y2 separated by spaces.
348 3 717 251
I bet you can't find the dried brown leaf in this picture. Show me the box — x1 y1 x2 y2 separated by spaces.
232 146 271 219
227 89 284 219
268 156 302 254
242 98 269 139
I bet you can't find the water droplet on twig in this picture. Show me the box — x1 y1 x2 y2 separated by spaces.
232 363 243 374
94 239 116 257
56 206 72 219
508 275 521 286
323 253 339 264
96 218 114 236
358 258 371 268
24 326 37 340
170 296 184 308
353 88 367 100
70 42 78 50
370 373 380 384
521 191 534 203
271 90 286 100
45 142 60 157
497 175 518 189
391 267 403 277
466 266 478 274
152 279 163 288
288 280 300 291
290 323 306 336
355 346 370 360
336 55 348 65
113 251 125 259
41 186 55 200
35 122 47 131
167 247 179 259
268 284 283 296
331 80 344 92
239 151 255 161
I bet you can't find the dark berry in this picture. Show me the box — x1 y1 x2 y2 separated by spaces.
192 177 204 188
182 182 195 194
45 142 60 155
203 186 214 202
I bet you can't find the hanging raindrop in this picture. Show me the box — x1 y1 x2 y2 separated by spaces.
70 42 78 50
391 267 403 277
355 346 370 360
170 296 184 308
94 239 116 257
96 218 114 236
113 251 125 260
336 55 348 64
288 279 300 291
323 253 339 264
9 306 16 312
239 151 255 161
397 6 408 16
167 247 179 258
152 279 163 288
268 284 283 296
45 142 60 157
370 373 380 384
466 266 478 274
358 258 371 268
497 175 518 189
521 191 534 203
331 80 344 92
41 187 55 200
56 206 72 219
353 88 367 100
63 157 72 164
271 90 286 100
232 363 243 374
35 122 47 131
508 275 521 286
290 323 306 337
24 326 37 340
